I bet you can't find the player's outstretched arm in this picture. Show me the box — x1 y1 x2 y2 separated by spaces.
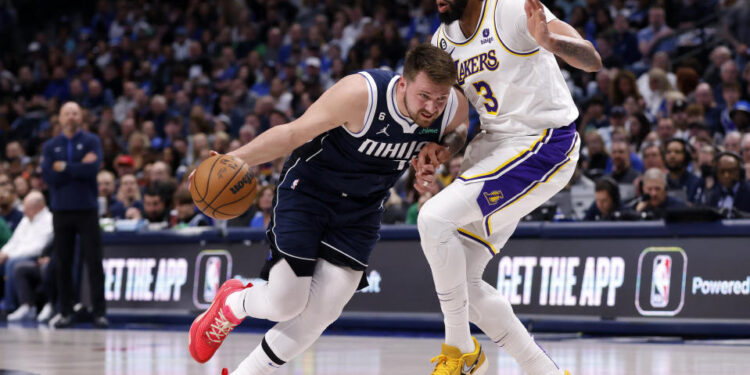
228 74 369 166
524 0 601 72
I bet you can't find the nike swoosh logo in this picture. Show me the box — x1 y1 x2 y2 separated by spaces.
461 346 482 374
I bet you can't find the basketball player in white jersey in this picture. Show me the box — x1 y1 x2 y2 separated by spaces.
414 0 601 373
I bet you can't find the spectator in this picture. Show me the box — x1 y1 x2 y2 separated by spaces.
437 154 464 187
13 176 29 200
719 82 742 134
607 140 640 184
611 13 641 66
8 244 55 323
1 191 52 320
724 131 743 155
638 7 676 59
583 130 609 179
663 139 703 203
729 100 750 132
701 152 750 215
635 168 687 219
610 70 642 106
0 177 23 231
250 185 275 229
142 185 170 228
584 178 629 221
694 83 722 132
641 142 666 172
172 187 211 228
657 117 678 145
40 102 107 329
97 170 126 219
114 154 136 178
702 46 732 87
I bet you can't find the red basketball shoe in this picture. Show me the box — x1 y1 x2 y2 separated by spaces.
189 279 251 363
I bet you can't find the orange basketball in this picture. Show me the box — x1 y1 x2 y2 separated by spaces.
190 154 257 220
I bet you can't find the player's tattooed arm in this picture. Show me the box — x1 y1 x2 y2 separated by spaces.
441 123 467 156
546 35 602 73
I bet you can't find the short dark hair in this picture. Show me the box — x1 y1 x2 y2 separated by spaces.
402 43 457 86
594 177 621 208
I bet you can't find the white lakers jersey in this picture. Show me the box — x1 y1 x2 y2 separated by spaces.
431 0 578 136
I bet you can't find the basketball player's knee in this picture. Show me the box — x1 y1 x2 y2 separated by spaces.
266 289 309 322
417 200 454 242
307 301 345 327
468 282 513 323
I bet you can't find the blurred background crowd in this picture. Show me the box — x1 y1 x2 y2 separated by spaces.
0 0 748 232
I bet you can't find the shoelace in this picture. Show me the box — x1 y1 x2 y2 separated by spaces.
205 309 237 344
430 354 461 375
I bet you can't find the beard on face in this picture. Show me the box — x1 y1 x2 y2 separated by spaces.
438 0 469 24
404 94 436 127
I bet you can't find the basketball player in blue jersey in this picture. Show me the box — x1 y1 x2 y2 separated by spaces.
188 44 470 375
411 0 602 374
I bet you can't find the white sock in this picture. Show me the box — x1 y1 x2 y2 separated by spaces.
225 291 247 319
231 343 283 375
469 281 561 375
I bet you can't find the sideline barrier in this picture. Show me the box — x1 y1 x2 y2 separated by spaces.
102 220 750 336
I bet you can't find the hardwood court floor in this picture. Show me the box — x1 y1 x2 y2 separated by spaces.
0 325 748 374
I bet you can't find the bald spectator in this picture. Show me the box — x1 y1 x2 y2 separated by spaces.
694 83 721 131
701 153 750 215
725 131 742 154
0 191 52 319
635 168 687 219
715 61 740 108
97 170 125 219
702 46 732 86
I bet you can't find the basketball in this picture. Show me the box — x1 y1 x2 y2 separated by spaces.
190 154 257 220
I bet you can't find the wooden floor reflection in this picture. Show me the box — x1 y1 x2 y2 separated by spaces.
0 325 748 374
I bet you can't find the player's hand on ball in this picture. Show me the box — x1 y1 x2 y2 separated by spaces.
189 150 221 190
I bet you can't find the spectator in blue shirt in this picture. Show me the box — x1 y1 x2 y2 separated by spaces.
638 7 676 60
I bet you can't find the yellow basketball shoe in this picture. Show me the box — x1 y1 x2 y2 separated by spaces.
430 337 487 375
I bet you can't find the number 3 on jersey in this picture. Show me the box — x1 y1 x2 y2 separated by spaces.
472 81 498 115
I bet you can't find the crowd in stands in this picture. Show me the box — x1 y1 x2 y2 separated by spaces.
0 0 746 238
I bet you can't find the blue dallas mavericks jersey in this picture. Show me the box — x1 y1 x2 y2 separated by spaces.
285 69 459 199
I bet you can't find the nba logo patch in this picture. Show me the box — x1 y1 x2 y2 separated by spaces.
440 39 447 50
635 247 687 317
483 190 503 205
650 255 671 308
291 179 300 190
